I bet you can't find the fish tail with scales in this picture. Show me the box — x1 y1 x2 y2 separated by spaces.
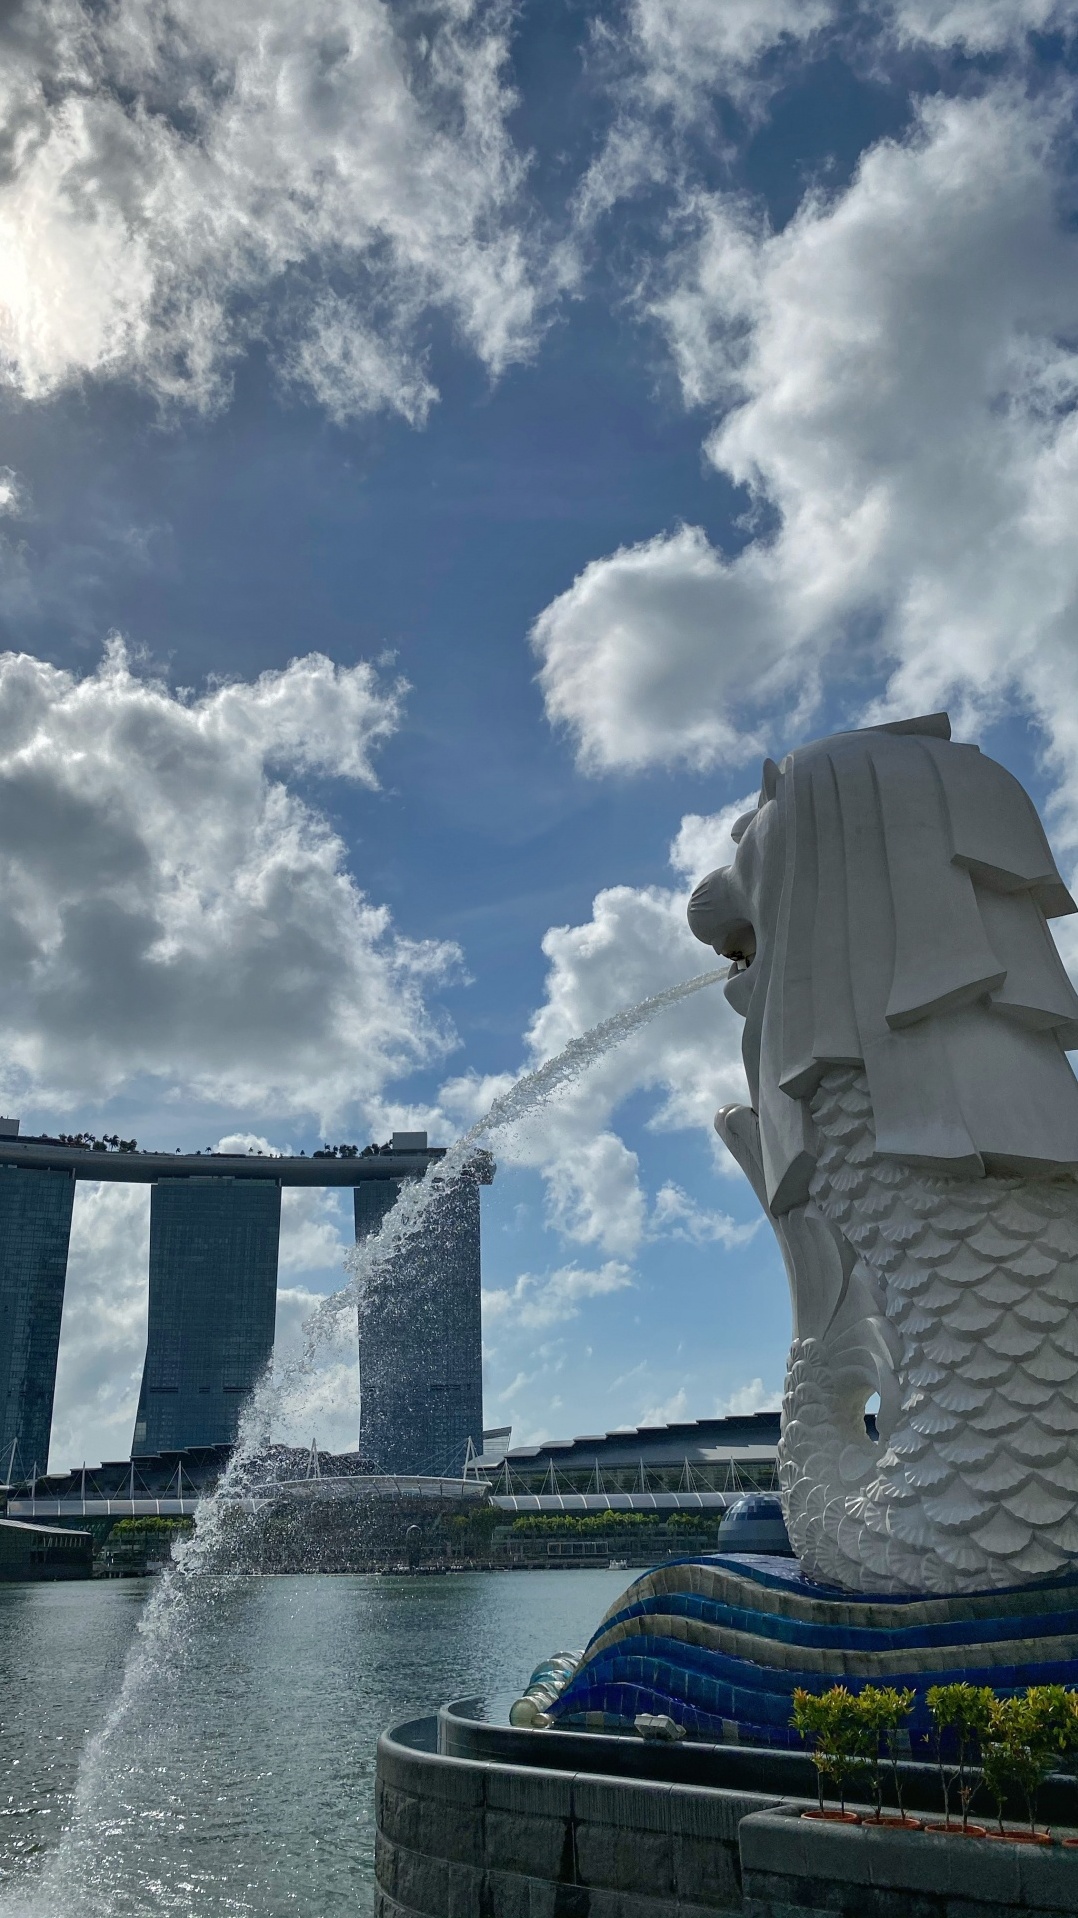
779 1066 1078 1595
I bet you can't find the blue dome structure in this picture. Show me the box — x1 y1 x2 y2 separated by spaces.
716 1494 793 1556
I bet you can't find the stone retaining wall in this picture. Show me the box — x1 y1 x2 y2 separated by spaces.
377 1717 780 1916
739 1808 1078 1918
375 1713 1078 1918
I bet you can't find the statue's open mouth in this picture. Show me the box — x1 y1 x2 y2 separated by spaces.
720 923 756 977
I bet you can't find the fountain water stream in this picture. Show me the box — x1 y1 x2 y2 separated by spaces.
2 968 724 1916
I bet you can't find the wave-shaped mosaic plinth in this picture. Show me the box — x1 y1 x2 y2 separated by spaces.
547 1553 1078 1751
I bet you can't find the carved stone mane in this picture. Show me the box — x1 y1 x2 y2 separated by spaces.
688 715 1078 1595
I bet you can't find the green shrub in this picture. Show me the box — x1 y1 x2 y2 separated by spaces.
508 1511 713 1538
926 1683 993 1830
110 1516 193 1539
981 1690 1078 1837
1022 1684 1078 1774
791 1687 871 1814
857 1686 915 1820
793 1682 1078 1831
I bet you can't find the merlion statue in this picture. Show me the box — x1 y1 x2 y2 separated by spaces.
687 713 1078 1596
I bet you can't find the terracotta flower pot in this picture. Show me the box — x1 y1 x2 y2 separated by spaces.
802 1809 862 1824
984 1829 1053 1846
875 1816 924 1830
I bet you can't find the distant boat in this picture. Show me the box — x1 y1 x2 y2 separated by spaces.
607 1558 628 1571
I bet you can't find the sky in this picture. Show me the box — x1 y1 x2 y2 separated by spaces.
3 0 1078 1470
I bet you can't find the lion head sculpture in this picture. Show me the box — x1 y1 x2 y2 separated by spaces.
687 715 1078 1595
688 712 1078 1214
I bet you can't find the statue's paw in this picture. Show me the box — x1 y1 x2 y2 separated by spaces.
713 1105 768 1206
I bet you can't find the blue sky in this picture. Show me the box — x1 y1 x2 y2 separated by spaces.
2 0 1078 1467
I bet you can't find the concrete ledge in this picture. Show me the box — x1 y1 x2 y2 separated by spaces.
376 1713 1078 1918
739 1808 1078 1918
376 1719 779 1914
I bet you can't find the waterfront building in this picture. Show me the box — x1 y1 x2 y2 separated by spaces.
0 1116 484 1470
356 1137 494 1476
0 1515 92 1581
0 1155 76 1479
480 1412 782 1508
132 1178 282 1455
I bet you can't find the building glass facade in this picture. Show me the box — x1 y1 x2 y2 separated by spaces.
132 1177 281 1456
0 1168 76 1478
356 1172 485 1476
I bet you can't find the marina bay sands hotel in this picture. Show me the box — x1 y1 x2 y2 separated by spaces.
0 1123 493 1480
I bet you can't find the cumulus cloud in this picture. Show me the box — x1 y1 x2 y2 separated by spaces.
433 805 748 1255
48 1180 150 1470
0 640 458 1120
536 80 1078 868
715 1376 782 1416
0 469 27 517
668 796 759 880
278 1187 352 1279
483 1260 633 1333
48 1170 356 1469
215 1132 281 1159
271 1280 359 1453
532 523 793 773
650 1182 759 1248
638 1384 691 1425
0 0 546 421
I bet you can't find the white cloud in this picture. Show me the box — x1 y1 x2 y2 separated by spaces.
482 1260 633 1333
574 0 833 224
49 1181 151 1470
214 1132 281 1158
715 1376 781 1416
49 1180 357 1468
623 0 833 105
609 1359 648 1393
0 0 547 421
497 1368 533 1402
638 1384 690 1425
0 640 458 1121
532 523 790 773
892 0 1078 49
455 883 735 1253
668 798 758 881
271 1281 359 1453
506 851 747 1242
650 1182 759 1248
278 1187 352 1279
534 80 1078 868
431 805 748 1255
0 468 27 517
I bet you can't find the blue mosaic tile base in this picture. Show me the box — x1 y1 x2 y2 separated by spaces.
547 1553 1078 1752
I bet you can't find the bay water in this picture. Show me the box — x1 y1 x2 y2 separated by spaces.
0 1568 628 1916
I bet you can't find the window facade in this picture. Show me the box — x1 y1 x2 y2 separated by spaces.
132 1178 281 1455
356 1174 484 1476
0 1168 76 1477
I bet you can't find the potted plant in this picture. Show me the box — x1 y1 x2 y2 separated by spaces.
1026 1685 1078 1845
926 1683 993 1833
792 1689 831 1816
856 1686 917 1825
982 1691 1063 1844
792 1686 870 1820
